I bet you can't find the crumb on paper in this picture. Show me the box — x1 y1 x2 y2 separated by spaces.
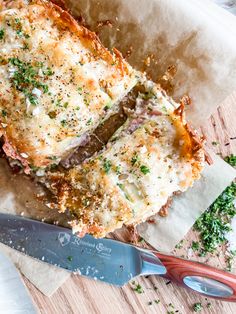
97 20 113 28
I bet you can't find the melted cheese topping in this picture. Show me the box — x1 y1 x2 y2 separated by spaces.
0 0 137 169
50 92 205 238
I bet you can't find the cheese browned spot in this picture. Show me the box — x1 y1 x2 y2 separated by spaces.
0 0 137 172
49 85 205 238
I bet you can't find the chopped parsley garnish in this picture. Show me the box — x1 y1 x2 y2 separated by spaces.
191 241 200 252
35 61 44 68
103 159 112 174
104 101 112 110
224 154 236 167
23 43 29 50
132 282 144 294
39 83 48 93
9 57 22 66
125 193 132 202
194 155 236 259
226 250 236 271
193 303 203 312
8 58 49 104
117 183 124 190
194 182 236 254
13 18 29 38
131 154 139 166
14 18 21 24
138 236 145 243
43 68 54 76
212 141 219 146
1 109 7 117
140 165 150 175
84 97 89 106
56 99 62 107
175 240 184 249
86 118 92 125
0 28 5 40
67 256 73 262
168 303 174 309
61 120 67 127
16 29 23 37
115 165 121 174
161 105 167 113
28 94 38 105
154 299 160 304
30 165 40 172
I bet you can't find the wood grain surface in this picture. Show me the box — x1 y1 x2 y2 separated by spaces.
22 92 236 314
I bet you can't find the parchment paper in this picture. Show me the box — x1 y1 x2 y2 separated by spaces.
138 152 236 252
0 0 236 296
67 0 236 127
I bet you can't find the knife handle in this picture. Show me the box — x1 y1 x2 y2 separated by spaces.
154 252 236 302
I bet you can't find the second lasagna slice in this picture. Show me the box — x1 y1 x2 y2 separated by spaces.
49 85 205 237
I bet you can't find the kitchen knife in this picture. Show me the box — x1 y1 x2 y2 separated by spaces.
0 213 236 301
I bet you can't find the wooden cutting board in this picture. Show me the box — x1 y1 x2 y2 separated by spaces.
23 93 236 313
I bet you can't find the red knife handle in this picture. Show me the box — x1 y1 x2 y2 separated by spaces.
154 252 236 302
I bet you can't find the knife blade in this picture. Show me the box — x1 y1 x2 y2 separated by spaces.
0 213 165 286
1 213 236 302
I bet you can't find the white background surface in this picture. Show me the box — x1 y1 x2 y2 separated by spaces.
213 0 236 14
0 252 36 314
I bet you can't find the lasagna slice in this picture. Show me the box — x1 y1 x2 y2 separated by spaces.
49 83 205 238
0 0 137 172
